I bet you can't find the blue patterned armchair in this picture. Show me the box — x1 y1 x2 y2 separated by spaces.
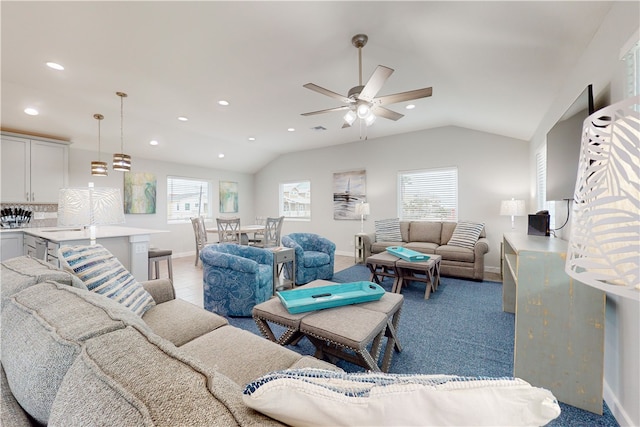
200 244 273 317
281 233 336 285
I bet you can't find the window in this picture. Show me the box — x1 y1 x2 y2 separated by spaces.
536 146 556 228
622 39 639 97
398 167 458 221
279 181 311 220
167 176 209 223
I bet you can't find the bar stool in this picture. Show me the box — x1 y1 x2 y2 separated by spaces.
148 248 173 281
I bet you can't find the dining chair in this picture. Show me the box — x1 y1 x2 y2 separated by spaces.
190 216 208 266
253 216 284 248
216 217 241 244
249 216 266 245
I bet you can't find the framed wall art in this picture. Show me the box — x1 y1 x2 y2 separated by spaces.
333 169 366 220
219 181 239 213
124 172 156 214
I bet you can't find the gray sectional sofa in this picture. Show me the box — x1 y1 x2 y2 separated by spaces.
361 221 490 281
0 256 338 426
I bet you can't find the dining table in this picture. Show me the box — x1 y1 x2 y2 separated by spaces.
205 224 265 245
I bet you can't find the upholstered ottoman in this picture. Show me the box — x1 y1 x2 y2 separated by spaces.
299 305 389 372
366 252 400 291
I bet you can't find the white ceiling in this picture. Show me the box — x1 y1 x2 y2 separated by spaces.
1 1 613 174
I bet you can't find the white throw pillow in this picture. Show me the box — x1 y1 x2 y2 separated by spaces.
447 221 484 249
58 244 155 316
243 369 561 427
374 218 403 242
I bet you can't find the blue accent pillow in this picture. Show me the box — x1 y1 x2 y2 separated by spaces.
58 244 155 316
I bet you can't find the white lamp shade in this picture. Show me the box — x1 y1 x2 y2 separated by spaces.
355 202 370 216
58 187 125 227
565 95 640 300
500 199 526 216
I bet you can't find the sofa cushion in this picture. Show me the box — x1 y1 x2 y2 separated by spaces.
436 245 475 263
49 326 283 426
403 242 439 254
142 298 229 346
1 255 84 310
375 218 403 242
1 281 150 425
302 251 331 268
447 221 485 249
409 221 442 244
59 244 155 316
243 369 561 427
181 325 304 387
1 364 32 427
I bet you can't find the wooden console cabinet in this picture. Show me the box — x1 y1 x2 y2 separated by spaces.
502 233 605 414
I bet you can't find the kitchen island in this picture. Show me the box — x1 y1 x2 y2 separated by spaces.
18 226 167 282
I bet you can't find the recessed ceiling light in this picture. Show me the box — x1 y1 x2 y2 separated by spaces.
218 100 229 106
149 140 159 146
405 104 416 110
287 128 295 132
177 116 188 122
248 137 256 141
46 62 64 71
218 153 225 158
24 108 39 116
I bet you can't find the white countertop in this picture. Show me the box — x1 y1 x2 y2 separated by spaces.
14 226 167 242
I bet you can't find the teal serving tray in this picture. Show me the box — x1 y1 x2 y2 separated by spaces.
277 281 385 314
386 246 430 262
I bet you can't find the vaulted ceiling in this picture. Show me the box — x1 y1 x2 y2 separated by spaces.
1 1 613 173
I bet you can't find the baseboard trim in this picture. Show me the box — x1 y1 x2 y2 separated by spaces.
604 379 634 427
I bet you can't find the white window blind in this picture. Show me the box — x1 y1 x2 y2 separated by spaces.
167 176 209 222
623 39 639 97
398 167 458 221
536 149 546 211
279 181 311 220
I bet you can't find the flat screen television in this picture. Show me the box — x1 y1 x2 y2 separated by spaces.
546 85 595 201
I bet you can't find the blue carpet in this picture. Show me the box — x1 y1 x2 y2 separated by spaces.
227 265 618 427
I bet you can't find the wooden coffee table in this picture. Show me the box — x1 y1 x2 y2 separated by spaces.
395 254 442 299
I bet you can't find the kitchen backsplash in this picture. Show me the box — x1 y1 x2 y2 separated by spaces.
0 203 58 228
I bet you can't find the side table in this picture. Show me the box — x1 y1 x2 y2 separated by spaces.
271 247 295 294
354 233 367 264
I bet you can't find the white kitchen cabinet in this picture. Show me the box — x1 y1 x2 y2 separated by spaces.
0 231 24 261
1 133 69 203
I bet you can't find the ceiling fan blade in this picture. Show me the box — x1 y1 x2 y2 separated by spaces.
303 83 352 104
373 106 404 121
358 65 394 102
342 122 352 129
374 87 433 106
301 105 351 116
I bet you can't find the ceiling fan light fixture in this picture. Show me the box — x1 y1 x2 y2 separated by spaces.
344 110 357 126
356 103 370 119
364 113 376 127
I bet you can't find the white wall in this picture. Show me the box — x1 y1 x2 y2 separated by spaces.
527 2 639 425
68 149 255 258
254 125 530 274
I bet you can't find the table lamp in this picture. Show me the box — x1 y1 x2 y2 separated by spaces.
565 95 639 300
355 201 370 233
500 198 526 230
58 185 125 243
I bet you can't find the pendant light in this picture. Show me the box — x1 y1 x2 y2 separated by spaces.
90 113 108 176
113 91 131 171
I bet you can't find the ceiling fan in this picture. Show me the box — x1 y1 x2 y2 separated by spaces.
301 34 432 130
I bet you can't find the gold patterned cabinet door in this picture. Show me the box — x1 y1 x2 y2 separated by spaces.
505 233 605 415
